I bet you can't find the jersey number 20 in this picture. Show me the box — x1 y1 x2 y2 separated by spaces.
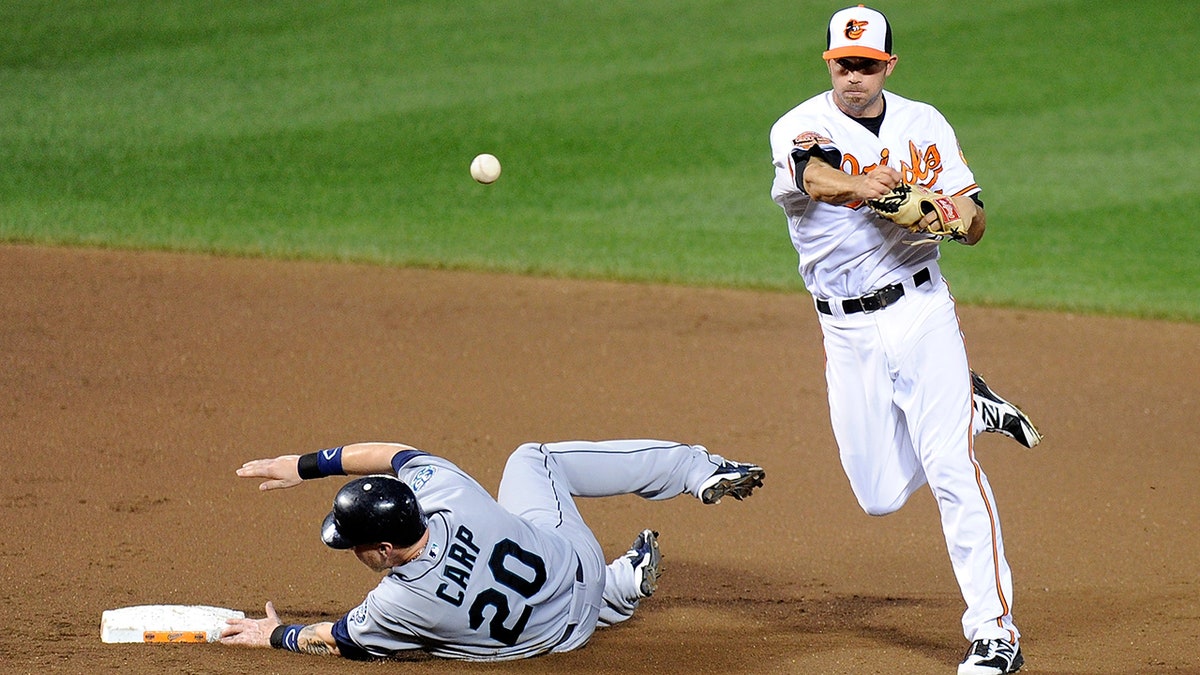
467 539 547 645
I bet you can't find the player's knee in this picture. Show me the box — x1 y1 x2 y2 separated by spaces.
857 495 904 517
506 442 546 466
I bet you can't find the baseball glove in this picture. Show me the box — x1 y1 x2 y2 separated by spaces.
867 183 968 242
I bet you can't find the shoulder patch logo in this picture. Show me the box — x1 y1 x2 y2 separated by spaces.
793 131 833 150
845 19 868 40
409 465 437 492
349 602 368 625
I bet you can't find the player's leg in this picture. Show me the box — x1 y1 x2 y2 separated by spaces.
820 316 927 515
496 441 608 559
895 290 1019 645
503 439 758 504
495 444 611 651
970 370 1043 448
495 444 673 626
596 528 661 627
496 441 756 631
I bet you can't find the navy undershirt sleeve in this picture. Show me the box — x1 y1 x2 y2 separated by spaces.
330 616 373 661
390 449 430 473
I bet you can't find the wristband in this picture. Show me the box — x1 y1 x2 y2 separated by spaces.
269 624 304 652
296 453 321 479
296 446 345 480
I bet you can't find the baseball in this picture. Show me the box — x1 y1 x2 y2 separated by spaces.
470 153 502 184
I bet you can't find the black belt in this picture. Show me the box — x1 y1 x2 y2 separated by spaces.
816 267 931 315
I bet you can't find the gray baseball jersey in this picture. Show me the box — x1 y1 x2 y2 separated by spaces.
330 441 730 661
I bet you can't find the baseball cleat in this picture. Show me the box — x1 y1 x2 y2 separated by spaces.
971 371 1043 448
623 529 662 598
958 638 1024 674
699 460 766 504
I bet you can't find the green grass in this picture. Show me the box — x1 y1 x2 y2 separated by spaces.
2 0 1197 320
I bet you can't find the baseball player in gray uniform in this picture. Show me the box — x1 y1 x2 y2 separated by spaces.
219 439 764 661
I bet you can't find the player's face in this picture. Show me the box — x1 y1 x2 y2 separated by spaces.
827 56 896 118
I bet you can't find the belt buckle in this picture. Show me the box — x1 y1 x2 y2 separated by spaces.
859 290 885 313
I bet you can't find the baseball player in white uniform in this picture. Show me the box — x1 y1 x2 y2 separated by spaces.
768 6 1041 674
219 439 764 661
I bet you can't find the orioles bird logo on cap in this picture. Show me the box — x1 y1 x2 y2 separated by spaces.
844 19 868 40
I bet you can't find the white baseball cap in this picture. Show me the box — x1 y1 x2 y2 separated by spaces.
823 5 893 61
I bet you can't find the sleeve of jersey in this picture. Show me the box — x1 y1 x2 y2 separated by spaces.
331 616 375 661
332 589 428 660
390 449 429 474
771 112 838 205
789 142 843 192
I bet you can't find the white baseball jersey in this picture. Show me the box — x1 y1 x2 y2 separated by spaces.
330 441 734 661
768 90 1020 645
770 89 978 300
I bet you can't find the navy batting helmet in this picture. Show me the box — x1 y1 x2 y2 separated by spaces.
321 475 426 549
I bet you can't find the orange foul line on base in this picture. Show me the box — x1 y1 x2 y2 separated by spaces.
142 631 210 643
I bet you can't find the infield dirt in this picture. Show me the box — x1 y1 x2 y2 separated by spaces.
3 245 1196 674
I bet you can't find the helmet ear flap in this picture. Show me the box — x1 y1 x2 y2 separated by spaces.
322 475 426 549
